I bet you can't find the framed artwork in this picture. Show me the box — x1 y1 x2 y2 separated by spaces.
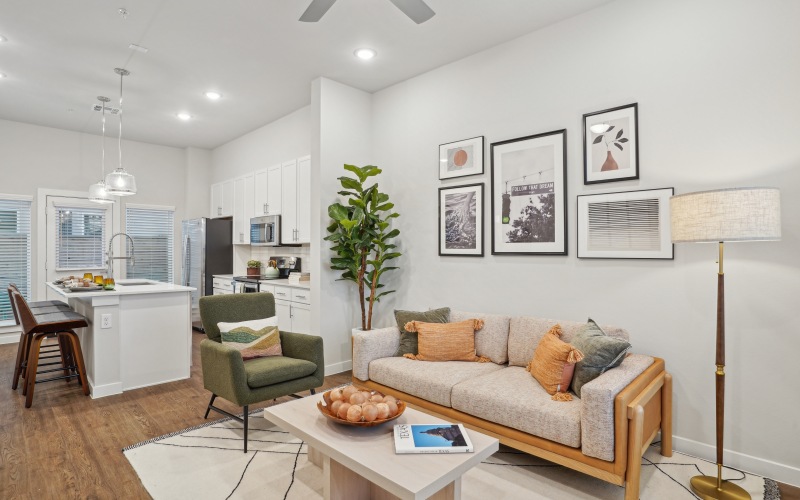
576 187 674 259
490 129 567 255
439 136 484 180
583 103 639 184
439 183 483 257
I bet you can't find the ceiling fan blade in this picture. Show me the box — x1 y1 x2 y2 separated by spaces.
387 0 435 24
299 0 338 22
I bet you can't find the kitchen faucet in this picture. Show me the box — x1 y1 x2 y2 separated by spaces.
107 232 135 279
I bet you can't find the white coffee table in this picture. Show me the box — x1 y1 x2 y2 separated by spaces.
263 393 499 500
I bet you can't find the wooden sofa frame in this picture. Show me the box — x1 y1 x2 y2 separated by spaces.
355 357 672 500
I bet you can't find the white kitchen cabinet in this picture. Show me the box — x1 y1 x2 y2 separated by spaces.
267 164 282 215
290 302 310 334
253 168 269 217
275 299 291 332
281 156 310 244
233 173 254 244
210 178 235 218
272 284 310 334
212 277 233 295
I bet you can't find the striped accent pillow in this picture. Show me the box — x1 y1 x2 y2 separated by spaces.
218 316 281 360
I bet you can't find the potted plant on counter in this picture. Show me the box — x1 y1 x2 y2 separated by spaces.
246 260 262 277
324 164 401 331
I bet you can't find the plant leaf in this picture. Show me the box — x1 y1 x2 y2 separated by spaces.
614 143 624 151
606 125 615 132
592 136 603 144
618 138 629 143
339 177 362 192
616 129 623 139
343 164 368 183
328 203 349 220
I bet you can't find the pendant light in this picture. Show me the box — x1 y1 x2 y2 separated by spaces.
88 96 115 204
105 67 137 196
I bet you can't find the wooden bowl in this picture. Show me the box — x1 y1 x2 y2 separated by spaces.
317 388 405 427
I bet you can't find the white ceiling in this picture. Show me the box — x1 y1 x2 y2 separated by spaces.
0 0 613 150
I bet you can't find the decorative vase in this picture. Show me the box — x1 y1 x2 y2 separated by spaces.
246 267 260 276
600 151 619 171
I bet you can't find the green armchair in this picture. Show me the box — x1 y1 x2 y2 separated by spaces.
199 292 324 452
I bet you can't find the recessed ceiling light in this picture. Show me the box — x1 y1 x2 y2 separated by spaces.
0 35 7 43
354 48 376 60
0 73 6 79
177 112 192 121
204 91 222 100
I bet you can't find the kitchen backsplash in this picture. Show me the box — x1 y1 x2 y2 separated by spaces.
250 245 310 273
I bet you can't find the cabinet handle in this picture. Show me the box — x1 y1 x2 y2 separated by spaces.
289 304 293 318
266 203 269 213
240 232 244 242
295 294 306 299
217 207 221 216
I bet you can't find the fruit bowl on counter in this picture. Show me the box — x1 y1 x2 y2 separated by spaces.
317 385 405 427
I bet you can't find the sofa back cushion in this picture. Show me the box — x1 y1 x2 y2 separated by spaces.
451 310 510 364
508 316 629 368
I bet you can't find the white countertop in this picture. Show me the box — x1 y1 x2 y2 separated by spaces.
47 279 195 298
213 274 234 280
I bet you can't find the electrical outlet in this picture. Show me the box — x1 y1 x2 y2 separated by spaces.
101 314 112 329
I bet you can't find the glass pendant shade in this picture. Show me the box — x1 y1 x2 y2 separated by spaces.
88 180 115 203
105 168 137 196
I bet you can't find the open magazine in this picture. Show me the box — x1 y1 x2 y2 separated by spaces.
393 424 474 454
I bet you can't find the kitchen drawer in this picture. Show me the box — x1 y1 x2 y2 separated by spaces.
258 283 275 295
272 285 292 301
291 288 310 305
213 287 232 295
213 278 233 291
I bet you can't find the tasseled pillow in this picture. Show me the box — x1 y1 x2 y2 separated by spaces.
402 319 491 362
526 324 584 401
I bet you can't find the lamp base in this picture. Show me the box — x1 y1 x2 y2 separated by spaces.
690 475 751 500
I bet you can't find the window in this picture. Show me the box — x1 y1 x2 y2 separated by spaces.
0 196 32 325
125 206 174 283
55 206 107 270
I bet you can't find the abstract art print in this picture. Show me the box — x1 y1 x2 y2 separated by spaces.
576 187 673 259
439 183 483 256
583 103 639 184
490 129 567 255
439 136 484 179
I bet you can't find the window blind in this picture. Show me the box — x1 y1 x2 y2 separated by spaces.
125 206 174 283
0 197 32 325
55 206 107 271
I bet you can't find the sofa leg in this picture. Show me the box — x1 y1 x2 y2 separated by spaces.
204 394 217 419
661 373 673 457
243 405 249 453
625 405 644 500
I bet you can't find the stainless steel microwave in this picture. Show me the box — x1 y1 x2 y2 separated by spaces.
250 215 280 246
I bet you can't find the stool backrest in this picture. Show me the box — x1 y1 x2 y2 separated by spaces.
6 284 21 325
10 289 38 334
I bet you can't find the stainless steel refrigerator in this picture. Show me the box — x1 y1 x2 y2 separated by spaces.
181 218 233 323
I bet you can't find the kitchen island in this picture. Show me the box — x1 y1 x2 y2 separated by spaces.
46 279 195 398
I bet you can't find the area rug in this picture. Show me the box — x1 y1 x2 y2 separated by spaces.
124 409 778 499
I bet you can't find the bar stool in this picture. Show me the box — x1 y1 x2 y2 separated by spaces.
10 290 90 407
7 284 73 391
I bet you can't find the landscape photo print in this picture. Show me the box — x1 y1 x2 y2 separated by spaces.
439 183 483 256
491 129 567 255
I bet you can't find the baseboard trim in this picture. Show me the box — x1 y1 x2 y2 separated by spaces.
325 360 352 375
673 435 800 487
0 331 21 345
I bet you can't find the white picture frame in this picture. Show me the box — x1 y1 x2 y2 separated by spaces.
439 136 484 180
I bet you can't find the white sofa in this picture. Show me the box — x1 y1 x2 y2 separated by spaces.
352 311 672 500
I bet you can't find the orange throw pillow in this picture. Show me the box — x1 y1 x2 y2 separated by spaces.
402 319 490 362
527 324 584 401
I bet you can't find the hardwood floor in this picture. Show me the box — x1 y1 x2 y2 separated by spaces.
0 332 352 499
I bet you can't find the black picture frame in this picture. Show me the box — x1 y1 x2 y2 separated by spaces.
490 129 568 255
439 136 484 180
438 182 484 257
583 103 639 185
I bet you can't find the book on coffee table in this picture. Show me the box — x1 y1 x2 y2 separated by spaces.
393 423 474 454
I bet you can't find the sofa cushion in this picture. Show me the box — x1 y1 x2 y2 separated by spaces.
244 356 317 388
527 324 583 400
393 307 451 357
451 366 582 448
451 311 510 364
368 357 504 407
403 319 486 362
508 316 629 368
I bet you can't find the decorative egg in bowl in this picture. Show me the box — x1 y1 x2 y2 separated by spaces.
317 385 405 427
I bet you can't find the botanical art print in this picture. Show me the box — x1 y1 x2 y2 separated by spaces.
439 183 483 256
583 103 639 184
491 130 567 255
439 136 484 180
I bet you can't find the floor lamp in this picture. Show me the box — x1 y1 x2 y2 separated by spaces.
670 187 781 500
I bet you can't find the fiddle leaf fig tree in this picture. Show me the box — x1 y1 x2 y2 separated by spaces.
324 164 401 331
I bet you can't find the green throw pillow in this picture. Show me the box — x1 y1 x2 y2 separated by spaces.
570 318 631 397
393 307 450 357
218 316 281 360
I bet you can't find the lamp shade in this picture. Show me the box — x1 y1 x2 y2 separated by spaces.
105 167 137 196
670 187 781 243
88 181 115 204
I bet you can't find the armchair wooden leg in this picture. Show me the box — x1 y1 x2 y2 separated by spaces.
204 394 217 419
243 405 249 453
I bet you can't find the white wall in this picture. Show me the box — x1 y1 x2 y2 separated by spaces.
311 77 374 375
184 147 212 220
0 118 190 302
210 106 311 183
370 0 800 485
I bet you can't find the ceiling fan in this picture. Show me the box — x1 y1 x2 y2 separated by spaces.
299 0 435 24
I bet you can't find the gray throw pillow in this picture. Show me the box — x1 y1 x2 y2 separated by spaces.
570 318 631 397
393 307 450 357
